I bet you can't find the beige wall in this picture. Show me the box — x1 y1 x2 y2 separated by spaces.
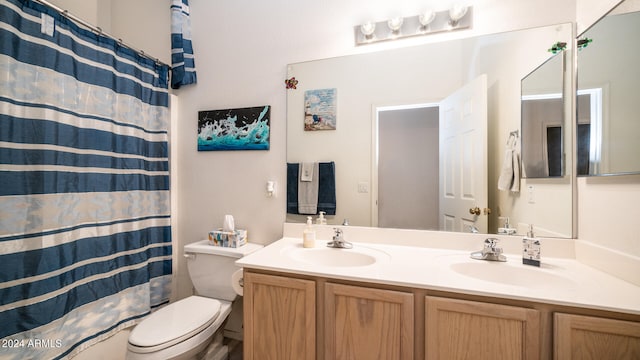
577 0 623 33
48 0 111 32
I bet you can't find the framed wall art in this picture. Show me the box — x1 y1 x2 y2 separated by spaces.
197 105 270 151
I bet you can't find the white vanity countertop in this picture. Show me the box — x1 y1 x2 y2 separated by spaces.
236 237 640 316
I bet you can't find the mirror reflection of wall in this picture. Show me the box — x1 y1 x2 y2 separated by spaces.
577 9 640 175
286 23 574 238
377 105 439 230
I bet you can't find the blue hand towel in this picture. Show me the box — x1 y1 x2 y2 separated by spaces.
287 163 299 214
317 162 336 215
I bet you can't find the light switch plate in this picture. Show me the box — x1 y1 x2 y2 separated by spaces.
357 182 369 193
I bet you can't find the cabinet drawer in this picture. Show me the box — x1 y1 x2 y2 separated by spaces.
425 296 540 360
555 313 640 359
243 272 316 360
325 282 414 360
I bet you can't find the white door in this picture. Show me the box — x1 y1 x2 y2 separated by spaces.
439 75 488 233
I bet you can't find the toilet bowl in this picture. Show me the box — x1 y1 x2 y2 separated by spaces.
126 241 263 360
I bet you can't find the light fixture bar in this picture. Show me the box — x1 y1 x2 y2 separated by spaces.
354 6 473 46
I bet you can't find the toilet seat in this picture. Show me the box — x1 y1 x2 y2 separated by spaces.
128 296 222 353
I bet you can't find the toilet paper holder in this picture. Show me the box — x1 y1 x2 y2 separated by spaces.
231 269 244 296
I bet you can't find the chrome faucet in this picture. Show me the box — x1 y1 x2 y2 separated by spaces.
470 238 506 262
327 228 353 249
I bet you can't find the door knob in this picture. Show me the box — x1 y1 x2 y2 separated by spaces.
469 207 481 215
484 207 492 215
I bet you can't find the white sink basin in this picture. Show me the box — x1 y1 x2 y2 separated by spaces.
283 245 390 267
440 255 574 289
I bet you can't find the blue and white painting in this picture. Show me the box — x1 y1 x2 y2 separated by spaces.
198 105 270 151
304 88 337 131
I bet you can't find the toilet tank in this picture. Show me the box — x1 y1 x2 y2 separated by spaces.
184 240 263 301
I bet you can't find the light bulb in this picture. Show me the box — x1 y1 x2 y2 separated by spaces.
449 4 468 26
360 21 376 39
419 10 436 27
387 17 404 33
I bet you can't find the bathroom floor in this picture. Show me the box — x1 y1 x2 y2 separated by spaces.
71 330 244 360
228 343 243 360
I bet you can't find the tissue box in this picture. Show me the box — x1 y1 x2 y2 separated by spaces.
208 229 247 248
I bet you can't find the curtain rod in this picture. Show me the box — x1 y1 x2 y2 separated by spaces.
32 0 170 68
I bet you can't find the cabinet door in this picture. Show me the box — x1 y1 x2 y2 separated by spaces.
325 282 414 360
243 272 316 360
425 296 540 360
555 313 640 359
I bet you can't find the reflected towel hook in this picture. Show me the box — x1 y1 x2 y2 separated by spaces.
507 130 519 145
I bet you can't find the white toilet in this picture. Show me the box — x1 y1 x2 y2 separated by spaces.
126 240 263 360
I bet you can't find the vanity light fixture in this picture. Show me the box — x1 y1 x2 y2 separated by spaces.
354 6 473 46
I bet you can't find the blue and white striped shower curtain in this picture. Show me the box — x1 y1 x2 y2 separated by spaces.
171 0 197 89
0 0 172 358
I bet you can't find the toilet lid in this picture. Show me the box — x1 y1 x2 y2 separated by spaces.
129 296 221 349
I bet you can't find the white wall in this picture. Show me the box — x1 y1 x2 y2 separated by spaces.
578 175 640 256
577 0 623 34
47 0 101 27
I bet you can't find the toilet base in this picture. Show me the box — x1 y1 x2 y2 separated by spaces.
126 299 232 360
199 334 228 360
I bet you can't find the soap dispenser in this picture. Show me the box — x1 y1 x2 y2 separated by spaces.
498 217 516 235
522 224 541 267
303 216 316 248
316 211 327 225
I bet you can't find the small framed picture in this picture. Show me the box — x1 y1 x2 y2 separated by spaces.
304 88 336 131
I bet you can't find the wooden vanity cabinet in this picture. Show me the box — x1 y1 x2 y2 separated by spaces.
243 269 640 360
554 313 640 359
243 272 316 360
324 282 414 360
425 296 541 360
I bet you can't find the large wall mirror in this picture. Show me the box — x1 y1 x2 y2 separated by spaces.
286 23 575 238
577 0 640 176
